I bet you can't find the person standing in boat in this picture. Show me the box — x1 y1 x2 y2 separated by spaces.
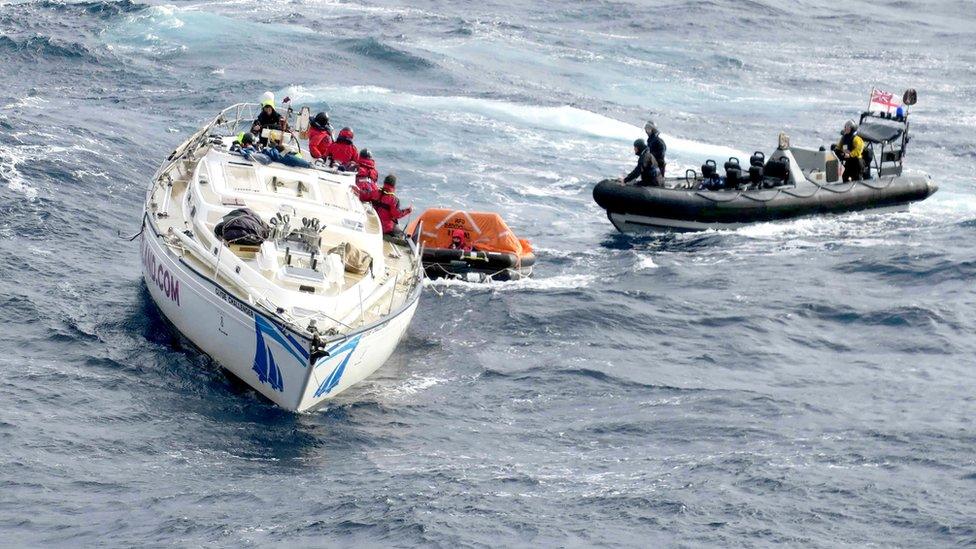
308 112 333 159
373 174 412 238
644 120 667 177
326 127 360 169
835 119 865 182
355 149 379 202
622 138 661 186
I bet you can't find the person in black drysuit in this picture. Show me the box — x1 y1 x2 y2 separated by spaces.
622 138 660 186
644 120 667 177
255 102 284 130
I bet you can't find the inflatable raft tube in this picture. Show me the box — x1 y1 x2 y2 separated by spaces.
593 175 937 232
422 248 536 281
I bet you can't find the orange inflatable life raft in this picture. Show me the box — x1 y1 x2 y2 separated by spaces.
406 208 536 281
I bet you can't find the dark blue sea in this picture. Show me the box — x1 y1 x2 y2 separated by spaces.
2 0 976 546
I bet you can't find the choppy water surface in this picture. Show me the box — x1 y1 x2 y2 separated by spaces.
1 0 975 546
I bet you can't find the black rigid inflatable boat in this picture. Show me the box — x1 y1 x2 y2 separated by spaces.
594 91 938 232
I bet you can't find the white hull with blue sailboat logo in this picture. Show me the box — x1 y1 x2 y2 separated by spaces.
141 103 423 412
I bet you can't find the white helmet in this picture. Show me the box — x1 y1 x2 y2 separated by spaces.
260 91 275 108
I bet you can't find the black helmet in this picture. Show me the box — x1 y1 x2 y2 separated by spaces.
360 148 371 159
633 138 646 149
241 132 255 145
312 112 330 129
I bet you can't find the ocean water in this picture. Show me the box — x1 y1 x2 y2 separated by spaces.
2 0 976 546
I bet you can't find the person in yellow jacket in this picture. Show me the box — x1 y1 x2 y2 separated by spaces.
835 119 866 181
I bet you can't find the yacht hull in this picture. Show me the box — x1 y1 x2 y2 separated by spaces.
140 218 420 412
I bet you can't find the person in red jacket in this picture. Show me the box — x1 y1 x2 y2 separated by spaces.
307 112 333 159
372 174 412 238
449 228 473 252
326 127 359 168
355 149 379 202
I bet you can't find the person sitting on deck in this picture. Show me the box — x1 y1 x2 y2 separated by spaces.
233 132 260 153
372 174 412 239
308 112 333 159
833 119 865 182
622 138 660 187
235 122 263 147
355 149 379 202
449 228 473 252
263 144 310 169
326 127 359 169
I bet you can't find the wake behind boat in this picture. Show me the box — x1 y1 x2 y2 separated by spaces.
594 89 938 232
141 103 423 412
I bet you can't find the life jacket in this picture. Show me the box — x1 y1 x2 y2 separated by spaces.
327 138 359 166
449 228 472 252
308 126 333 158
840 131 865 159
373 187 409 234
355 158 379 202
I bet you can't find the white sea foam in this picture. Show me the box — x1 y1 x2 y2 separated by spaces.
0 144 39 200
383 375 448 398
2 96 49 110
634 254 659 271
425 273 595 292
283 85 746 159
0 140 103 201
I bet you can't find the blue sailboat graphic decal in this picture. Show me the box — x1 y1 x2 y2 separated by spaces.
314 336 362 398
252 315 310 392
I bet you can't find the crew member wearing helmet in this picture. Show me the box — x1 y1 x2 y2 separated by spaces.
355 149 379 202
372 174 412 238
835 119 865 182
326 127 359 168
308 112 333 159
254 93 284 132
644 120 667 177
236 131 258 151
622 138 660 186
235 121 263 148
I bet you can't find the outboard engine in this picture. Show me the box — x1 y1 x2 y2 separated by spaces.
724 157 742 189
